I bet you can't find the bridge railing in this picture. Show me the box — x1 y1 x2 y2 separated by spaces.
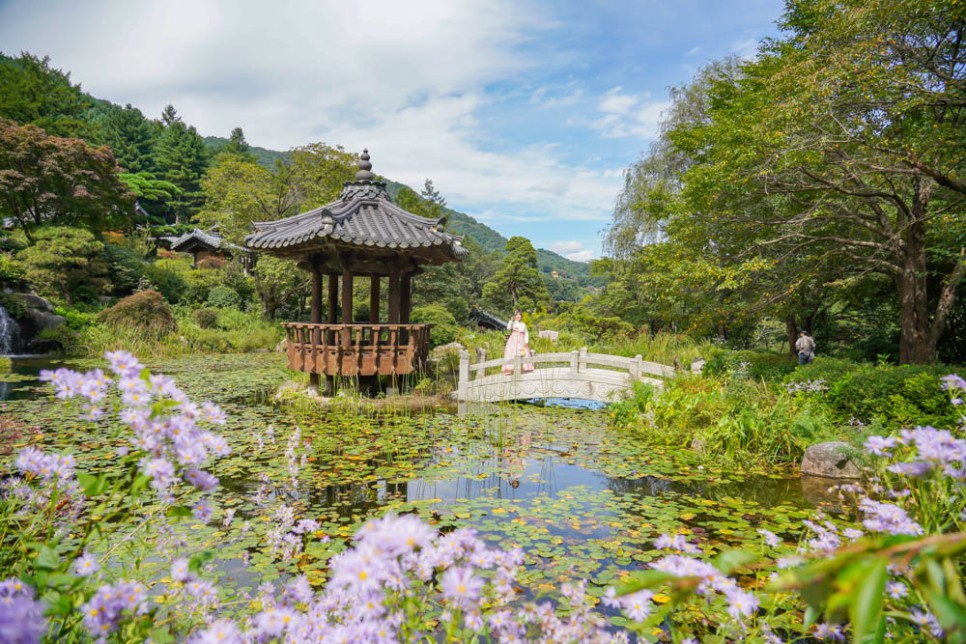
457 346 675 401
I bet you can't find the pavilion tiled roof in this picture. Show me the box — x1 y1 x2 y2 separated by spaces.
245 150 468 263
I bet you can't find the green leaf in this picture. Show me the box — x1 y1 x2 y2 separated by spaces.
77 472 109 497
849 557 887 644
167 506 193 518
617 570 678 595
189 550 215 573
33 546 60 571
922 588 966 638
713 548 757 575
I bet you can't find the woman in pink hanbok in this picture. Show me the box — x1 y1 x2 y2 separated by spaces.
502 310 534 374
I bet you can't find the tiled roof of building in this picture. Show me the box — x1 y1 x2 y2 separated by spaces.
170 229 247 254
245 150 468 264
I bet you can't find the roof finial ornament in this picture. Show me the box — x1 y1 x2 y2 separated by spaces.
355 148 375 181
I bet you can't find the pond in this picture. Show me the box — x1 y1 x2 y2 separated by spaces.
2 353 819 626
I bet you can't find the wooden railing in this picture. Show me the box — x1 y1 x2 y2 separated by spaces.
282 323 431 377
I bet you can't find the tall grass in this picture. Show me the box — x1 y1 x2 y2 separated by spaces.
66 307 283 358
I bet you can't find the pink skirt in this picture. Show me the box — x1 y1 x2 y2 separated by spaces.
502 331 534 374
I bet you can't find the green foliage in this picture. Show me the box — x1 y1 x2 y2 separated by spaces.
0 251 25 288
91 103 157 173
97 290 178 339
0 52 93 137
785 359 959 428
702 349 798 381
411 304 459 348
103 243 148 297
206 285 241 309
13 226 111 305
154 108 209 222
143 259 190 304
483 236 551 315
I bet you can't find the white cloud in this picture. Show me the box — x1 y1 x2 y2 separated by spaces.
730 37 760 60
549 241 595 262
590 88 671 140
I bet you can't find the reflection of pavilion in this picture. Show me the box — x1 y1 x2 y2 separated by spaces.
246 150 468 394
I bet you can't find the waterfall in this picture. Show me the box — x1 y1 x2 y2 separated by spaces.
0 303 22 356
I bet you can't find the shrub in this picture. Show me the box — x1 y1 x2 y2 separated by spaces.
97 290 177 339
192 307 219 329
702 349 797 381
411 304 459 348
785 359 958 427
197 256 226 270
143 259 189 304
206 285 241 309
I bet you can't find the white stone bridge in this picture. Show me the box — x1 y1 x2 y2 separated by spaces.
457 347 675 404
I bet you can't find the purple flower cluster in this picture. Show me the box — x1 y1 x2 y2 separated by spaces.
6 446 83 526
0 578 46 644
80 580 148 638
941 373 965 406
181 514 622 643
42 351 230 507
801 519 862 554
858 498 924 536
641 536 759 624
654 533 701 554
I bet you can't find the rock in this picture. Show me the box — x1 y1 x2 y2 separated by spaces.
800 441 862 479
12 293 54 313
430 342 466 360
691 359 706 373
24 309 65 333
274 339 288 353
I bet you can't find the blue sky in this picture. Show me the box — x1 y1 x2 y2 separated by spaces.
0 0 784 261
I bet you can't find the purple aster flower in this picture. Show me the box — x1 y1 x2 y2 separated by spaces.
654 534 700 553
886 581 907 600
440 566 483 607
253 607 296 638
813 622 845 641
105 350 143 377
184 468 218 492
81 580 147 638
201 402 226 425
0 581 46 644
281 576 313 606
189 618 244 644
864 435 897 457
910 608 944 638
757 529 781 547
724 588 758 620
192 499 214 523
140 457 176 491
941 374 966 392
859 498 924 536
619 589 654 622
73 552 99 577
171 558 192 583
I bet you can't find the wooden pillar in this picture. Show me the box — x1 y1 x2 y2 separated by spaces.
369 276 380 323
388 268 401 325
341 268 353 325
327 274 338 324
325 273 338 396
309 269 322 392
400 273 412 324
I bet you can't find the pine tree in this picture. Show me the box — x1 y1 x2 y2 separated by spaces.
154 116 208 223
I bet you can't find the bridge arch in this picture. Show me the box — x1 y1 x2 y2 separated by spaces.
456 347 674 404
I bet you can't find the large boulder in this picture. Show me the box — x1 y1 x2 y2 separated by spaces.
801 441 862 479
4 292 65 353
